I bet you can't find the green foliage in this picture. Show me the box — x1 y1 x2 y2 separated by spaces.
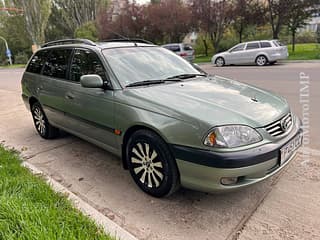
292 31 317 44
0 145 113 240
13 52 29 64
288 43 320 60
0 15 32 65
75 22 98 41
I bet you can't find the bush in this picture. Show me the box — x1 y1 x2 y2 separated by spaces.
75 21 98 41
294 31 317 44
14 52 29 64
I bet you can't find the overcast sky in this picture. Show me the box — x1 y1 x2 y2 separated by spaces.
135 0 150 4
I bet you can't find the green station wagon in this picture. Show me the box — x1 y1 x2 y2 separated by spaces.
21 39 303 197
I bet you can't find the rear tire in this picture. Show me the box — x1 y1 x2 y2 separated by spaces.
126 129 179 197
215 57 225 67
31 102 59 139
255 55 268 66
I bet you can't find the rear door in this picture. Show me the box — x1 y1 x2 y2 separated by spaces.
39 48 73 125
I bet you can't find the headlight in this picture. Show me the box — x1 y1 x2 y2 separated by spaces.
204 125 262 148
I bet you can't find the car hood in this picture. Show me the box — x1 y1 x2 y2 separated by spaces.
120 76 289 128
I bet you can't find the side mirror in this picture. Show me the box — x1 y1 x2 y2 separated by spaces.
80 74 104 88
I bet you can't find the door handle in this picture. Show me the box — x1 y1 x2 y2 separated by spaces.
65 93 75 100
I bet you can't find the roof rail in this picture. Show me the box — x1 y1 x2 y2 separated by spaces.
41 39 96 48
103 38 155 45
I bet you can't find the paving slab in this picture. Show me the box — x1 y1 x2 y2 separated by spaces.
237 152 320 240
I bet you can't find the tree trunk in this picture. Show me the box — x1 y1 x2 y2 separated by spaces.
292 30 296 52
203 39 208 56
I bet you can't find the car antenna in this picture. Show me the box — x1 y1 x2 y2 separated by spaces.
103 28 138 46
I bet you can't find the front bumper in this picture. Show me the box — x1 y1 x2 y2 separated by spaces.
172 122 302 193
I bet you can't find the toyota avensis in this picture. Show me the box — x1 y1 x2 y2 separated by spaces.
21 39 302 197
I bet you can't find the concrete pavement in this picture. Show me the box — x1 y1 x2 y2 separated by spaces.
0 64 319 240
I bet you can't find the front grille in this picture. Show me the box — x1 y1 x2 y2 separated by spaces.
264 113 293 137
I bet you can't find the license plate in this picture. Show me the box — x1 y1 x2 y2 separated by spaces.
280 134 303 165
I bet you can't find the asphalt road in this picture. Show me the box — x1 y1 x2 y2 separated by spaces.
0 63 319 240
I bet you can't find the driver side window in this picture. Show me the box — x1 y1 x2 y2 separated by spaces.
70 49 107 82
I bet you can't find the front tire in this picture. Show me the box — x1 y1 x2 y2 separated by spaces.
215 57 225 67
31 102 59 139
126 130 179 197
255 55 268 66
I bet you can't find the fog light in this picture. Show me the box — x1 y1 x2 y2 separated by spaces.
220 177 238 186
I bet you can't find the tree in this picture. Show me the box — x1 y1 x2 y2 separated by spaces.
20 0 51 46
267 0 291 39
286 0 317 52
52 0 108 33
190 0 233 53
232 0 265 43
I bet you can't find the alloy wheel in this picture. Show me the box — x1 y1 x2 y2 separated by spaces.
216 57 225 67
131 142 164 188
256 56 267 66
33 106 46 136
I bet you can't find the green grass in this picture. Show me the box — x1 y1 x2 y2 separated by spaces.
0 64 25 69
288 43 320 60
194 43 320 63
0 145 113 240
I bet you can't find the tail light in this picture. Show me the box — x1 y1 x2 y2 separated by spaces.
180 53 187 57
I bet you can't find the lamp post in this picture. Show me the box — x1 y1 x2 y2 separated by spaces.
0 36 12 65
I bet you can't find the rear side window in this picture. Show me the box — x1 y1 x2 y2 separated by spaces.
260 42 272 48
70 49 106 82
43 49 72 79
183 44 193 51
26 50 49 74
246 42 260 50
164 45 181 52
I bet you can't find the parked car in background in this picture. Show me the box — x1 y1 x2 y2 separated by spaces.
162 43 195 63
22 39 302 198
212 40 289 67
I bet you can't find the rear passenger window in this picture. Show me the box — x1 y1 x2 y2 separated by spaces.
183 45 193 51
246 42 260 50
70 49 107 82
26 50 49 74
43 49 72 79
260 42 272 48
165 45 180 52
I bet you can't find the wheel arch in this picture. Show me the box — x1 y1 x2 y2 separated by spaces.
255 53 269 62
121 124 173 170
29 96 39 108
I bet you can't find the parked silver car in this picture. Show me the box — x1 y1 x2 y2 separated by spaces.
162 43 195 62
212 40 288 67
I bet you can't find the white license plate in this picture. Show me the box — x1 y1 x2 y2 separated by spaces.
280 134 303 165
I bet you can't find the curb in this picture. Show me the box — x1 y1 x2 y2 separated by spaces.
22 161 139 240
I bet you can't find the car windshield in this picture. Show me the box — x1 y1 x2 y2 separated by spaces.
102 47 200 87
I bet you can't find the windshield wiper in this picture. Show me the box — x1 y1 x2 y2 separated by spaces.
126 79 181 88
166 73 207 80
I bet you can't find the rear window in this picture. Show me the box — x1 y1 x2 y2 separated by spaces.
26 50 49 74
246 42 260 50
272 40 284 47
260 42 272 48
43 49 73 79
